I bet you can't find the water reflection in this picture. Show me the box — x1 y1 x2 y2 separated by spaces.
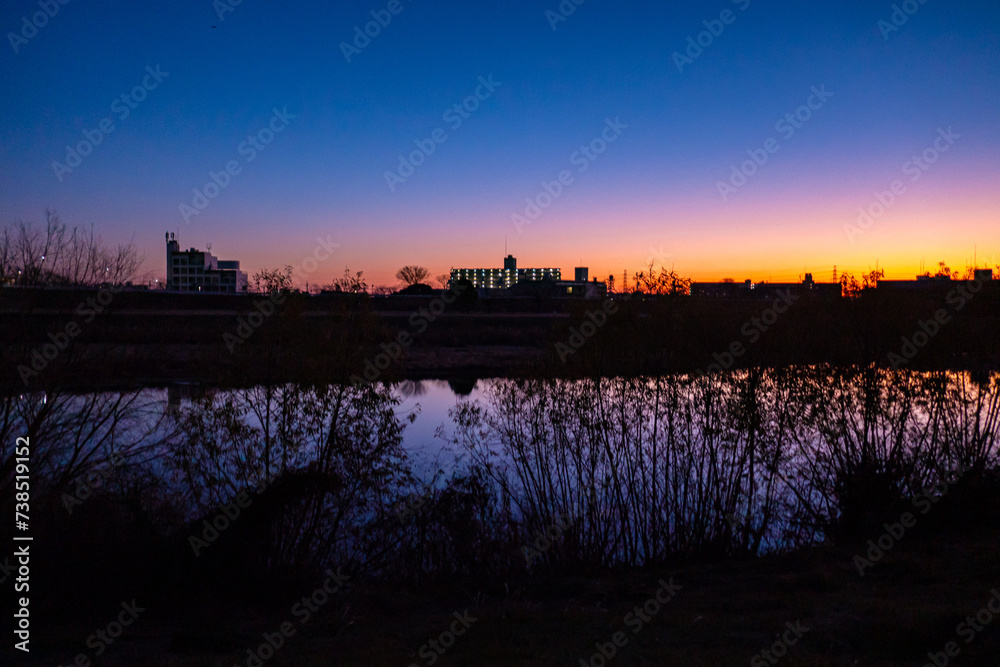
447 376 478 397
448 368 1000 565
2 367 996 577
166 382 210 414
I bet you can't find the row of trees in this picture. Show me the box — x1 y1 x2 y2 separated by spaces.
839 261 1000 298
0 211 143 287
0 212 437 295
248 265 447 295
297 259 1000 298
6 211 994 296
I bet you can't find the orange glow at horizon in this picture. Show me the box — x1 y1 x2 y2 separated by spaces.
145 183 999 289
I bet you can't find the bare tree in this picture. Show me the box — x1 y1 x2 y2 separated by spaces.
433 273 451 289
0 225 14 286
631 261 691 296
250 266 293 294
328 268 368 294
0 210 142 286
840 268 883 298
396 265 429 287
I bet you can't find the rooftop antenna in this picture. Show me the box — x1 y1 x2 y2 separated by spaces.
206 242 212 253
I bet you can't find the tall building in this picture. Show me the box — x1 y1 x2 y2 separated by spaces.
165 232 247 293
450 254 560 289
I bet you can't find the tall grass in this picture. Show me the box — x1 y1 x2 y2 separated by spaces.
450 367 1000 570
1 367 996 588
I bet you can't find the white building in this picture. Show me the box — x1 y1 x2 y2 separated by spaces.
166 232 247 293
450 254 560 289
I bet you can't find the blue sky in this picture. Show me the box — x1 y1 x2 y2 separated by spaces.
1 0 998 285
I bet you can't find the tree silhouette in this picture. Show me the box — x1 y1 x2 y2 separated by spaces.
250 265 293 294
396 265 429 286
840 268 883 298
632 261 691 296
0 210 142 286
328 268 367 293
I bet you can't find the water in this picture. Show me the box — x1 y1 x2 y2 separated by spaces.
7 368 998 568
388 379 487 481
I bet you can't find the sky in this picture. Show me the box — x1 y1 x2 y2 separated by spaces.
1 0 998 287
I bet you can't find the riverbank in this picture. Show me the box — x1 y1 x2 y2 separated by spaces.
23 526 1000 666
3 285 999 390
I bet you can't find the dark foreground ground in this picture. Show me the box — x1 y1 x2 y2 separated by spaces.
3 284 999 389
20 528 1000 666
5 287 1000 665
